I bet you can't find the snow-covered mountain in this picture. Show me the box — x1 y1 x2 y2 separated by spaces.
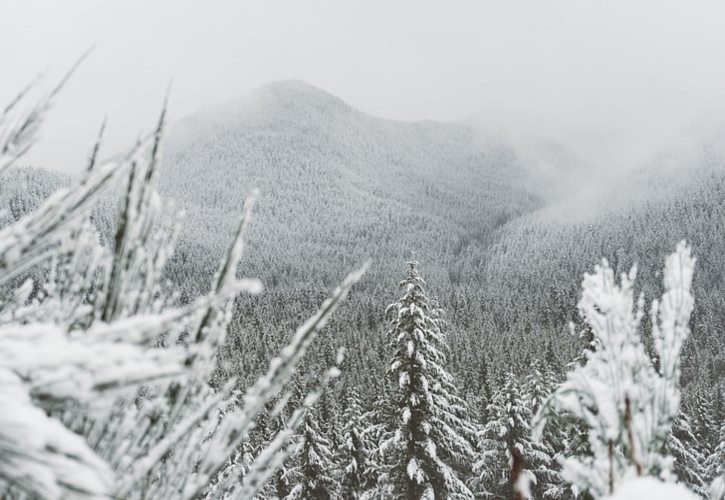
2 78 723 499
155 80 724 387
159 80 540 294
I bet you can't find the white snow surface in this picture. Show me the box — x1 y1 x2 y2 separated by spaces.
605 477 699 500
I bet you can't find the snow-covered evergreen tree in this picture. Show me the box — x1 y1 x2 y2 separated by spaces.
524 361 571 498
525 359 558 417
472 372 557 499
359 380 397 498
705 423 725 500
283 406 339 499
533 242 696 498
257 413 295 500
338 390 374 499
689 388 719 461
375 261 476 499
667 413 708 497
202 441 256 499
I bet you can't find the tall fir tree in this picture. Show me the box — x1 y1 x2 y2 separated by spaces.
375 261 476 499
283 405 339 500
689 387 719 460
475 355 492 420
259 412 294 499
667 412 708 497
338 390 375 499
525 359 556 416
523 361 571 499
359 378 397 497
705 422 725 498
472 372 557 499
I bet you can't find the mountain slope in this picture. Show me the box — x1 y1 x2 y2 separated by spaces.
158 81 724 398
160 80 540 296
0 167 67 226
1 81 722 407
473 144 725 389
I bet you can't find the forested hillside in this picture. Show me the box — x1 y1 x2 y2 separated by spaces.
159 80 540 293
155 81 724 402
477 146 725 388
2 80 724 498
0 167 66 225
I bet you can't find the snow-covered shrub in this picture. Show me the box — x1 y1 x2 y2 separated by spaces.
533 241 696 498
0 73 365 499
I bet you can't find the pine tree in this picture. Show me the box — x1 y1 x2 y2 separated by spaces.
705 422 725 499
258 413 294 499
473 355 492 421
283 406 339 499
376 261 476 499
690 387 719 460
667 413 708 497
338 390 374 499
472 372 557 499
525 359 555 416
202 442 255 499
359 379 396 497
524 361 570 499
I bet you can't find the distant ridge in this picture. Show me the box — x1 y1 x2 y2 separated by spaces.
248 79 353 112
159 79 537 294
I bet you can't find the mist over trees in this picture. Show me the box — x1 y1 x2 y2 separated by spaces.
1 76 723 499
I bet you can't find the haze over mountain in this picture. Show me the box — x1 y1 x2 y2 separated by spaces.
2 78 722 385
4 1 725 495
160 79 541 294
2 75 723 498
155 80 723 388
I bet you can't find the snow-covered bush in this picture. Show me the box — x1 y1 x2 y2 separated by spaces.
0 73 365 499
533 241 696 497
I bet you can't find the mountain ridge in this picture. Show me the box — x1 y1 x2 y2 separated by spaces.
159 79 539 295
1 79 722 398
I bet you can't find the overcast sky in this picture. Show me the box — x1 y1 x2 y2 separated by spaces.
3 0 725 174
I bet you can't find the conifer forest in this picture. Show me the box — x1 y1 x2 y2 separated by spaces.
1 2 724 499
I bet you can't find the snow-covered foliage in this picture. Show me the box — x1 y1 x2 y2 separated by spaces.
373 262 477 499
712 474 725 500
0 76 366 499
706 423 725 500
533 242 696 497
2 72 723 500
337 390 375 499
471 372 558 499
667 414 708 496
281 404 339 499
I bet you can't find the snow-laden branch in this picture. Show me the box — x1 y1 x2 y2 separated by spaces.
0 371 112 499
533 241 696 498
0 75 366 499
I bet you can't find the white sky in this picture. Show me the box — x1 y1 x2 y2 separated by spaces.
3 0 725 174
